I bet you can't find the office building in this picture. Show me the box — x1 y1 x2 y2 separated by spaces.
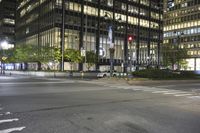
16 0 163 71
0 0 16 46
163 0 200 70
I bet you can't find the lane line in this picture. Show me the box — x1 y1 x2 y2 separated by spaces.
0 127 25 133
174 94 193 97
0 118 19 124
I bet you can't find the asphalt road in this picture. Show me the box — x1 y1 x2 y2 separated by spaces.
0 75 200 133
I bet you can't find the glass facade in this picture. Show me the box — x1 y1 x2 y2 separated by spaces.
0 0 16 45
16 0 163 71
163 0 200 70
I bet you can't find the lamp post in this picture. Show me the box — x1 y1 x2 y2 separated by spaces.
104 12 122 77
0 41 8 74
104 12 114 77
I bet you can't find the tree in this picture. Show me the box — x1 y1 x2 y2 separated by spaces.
64 49 83 71
8 44 62 71
85 51 97 71
162 43 188 70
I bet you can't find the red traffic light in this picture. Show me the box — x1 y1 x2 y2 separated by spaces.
128 35 134 42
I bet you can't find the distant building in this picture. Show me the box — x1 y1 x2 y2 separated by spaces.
16 0 163 71
0 0 16 45
163 0 200 70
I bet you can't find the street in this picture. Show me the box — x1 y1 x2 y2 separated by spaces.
0 76 200 133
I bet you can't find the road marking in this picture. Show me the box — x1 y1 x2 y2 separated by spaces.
142 88 165 92
152 91 169 93
174 94 193 97
132 88 143 91
188 96 200 99
0 127 25 133
164 92 187 95
0 118 19 124
5 112 11 115
0 112 12 116
0 81 75 85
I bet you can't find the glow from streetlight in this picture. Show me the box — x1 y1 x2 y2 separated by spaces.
0 41 8 49
0 41 14 50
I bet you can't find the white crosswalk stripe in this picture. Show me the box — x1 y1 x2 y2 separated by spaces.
0 112 12 116
152 91 169 93
88 81 200 100
0 127 25 133
0 118 19 124
188 96 200 99
0 106 25 133
174 94 193 97
164 92 188 95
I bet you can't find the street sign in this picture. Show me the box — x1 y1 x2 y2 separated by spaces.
99 47 106 57
81 48 86 57
121 63 124 67
2 56 7 61
108 26 114 48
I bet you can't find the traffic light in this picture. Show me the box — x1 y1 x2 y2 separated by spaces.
128 35 134 42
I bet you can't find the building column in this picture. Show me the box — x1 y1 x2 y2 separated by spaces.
136 0 141 70
123 1 128 73
194 58 197 71
79 0 84 71
60 0 65 71
95 0 100 71
157 0 162 69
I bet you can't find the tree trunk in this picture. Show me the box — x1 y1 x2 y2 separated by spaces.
37 61 41 71
24 62 28 70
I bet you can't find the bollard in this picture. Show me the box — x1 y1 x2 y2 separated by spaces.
81 71 84 79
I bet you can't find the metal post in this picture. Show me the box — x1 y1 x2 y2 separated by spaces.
105 12 114 77
84 0 88 70
129 41 133 72
157 0 162 68
124 2 128 73
136 0 141 71
61 0 65 71
177 35 180 70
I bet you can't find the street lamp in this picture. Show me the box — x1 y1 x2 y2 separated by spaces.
103 12 122 77
104 12 114 77
0 41 8 74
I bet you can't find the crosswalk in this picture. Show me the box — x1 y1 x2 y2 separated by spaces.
0 105 25 133
98 83 200 100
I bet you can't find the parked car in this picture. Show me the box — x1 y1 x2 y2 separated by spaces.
97 70 125 78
